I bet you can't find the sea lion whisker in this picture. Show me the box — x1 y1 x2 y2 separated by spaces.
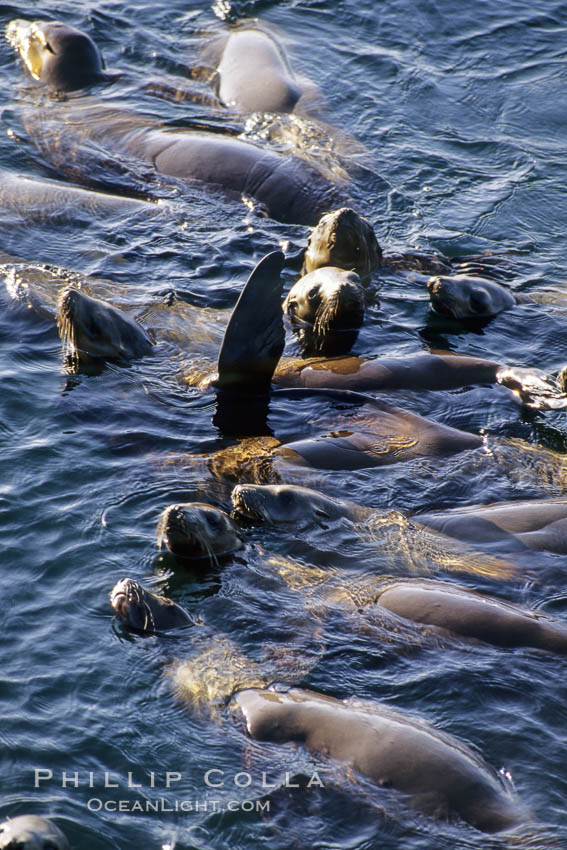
203 536 220 569
142 599 156 631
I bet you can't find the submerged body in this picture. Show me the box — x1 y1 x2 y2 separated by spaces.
417 497 567 554
0 169 156 220
235 686 528 833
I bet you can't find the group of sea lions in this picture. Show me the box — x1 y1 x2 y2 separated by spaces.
2 12 567 850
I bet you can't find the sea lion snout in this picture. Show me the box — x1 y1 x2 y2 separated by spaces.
231 485 265 521
109 577 132 616
58 287 82 318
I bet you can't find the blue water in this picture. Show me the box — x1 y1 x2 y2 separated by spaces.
2 0 567 847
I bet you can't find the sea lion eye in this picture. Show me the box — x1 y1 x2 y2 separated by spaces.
469 289 490 313
308 287 319 300
44 41 56 55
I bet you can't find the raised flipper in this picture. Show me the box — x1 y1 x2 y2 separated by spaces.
215 250 285 394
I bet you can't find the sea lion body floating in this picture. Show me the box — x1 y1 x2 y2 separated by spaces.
108 580 533 833
231 483 567 556
0 169 158 221
235 686 528 834
0 815 69 850
7 20 348 226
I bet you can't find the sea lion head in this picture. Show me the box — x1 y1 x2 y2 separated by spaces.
57 288 153 369
110 578 193 633
0 815 69 850
157 503 244 562
231 483 349 525
283 267 364 350
427 274 515 320
303 207 382 278
6 19 106 91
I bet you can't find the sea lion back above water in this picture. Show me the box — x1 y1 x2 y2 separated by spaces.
215 28 302 114
235 686 529 834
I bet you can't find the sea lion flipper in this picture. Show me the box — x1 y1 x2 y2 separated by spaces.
216 251 285 394
497 366 567 410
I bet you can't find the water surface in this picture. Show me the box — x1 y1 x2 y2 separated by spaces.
1 0 567 847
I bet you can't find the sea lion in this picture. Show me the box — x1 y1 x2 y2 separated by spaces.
282 267 365 354
6 19 106 91
231 483 567 556
301 207 382 279
110 578 193 632
214 28 302 114
232 482 368 524
235 686 529 833
428 274 516 320
0 815 69 850
157 502 243 561
7 20 348 226
57 288 154 368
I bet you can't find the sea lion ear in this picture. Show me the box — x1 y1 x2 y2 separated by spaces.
216 251 285 394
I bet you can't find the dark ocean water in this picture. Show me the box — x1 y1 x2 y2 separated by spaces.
1 0 567 847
